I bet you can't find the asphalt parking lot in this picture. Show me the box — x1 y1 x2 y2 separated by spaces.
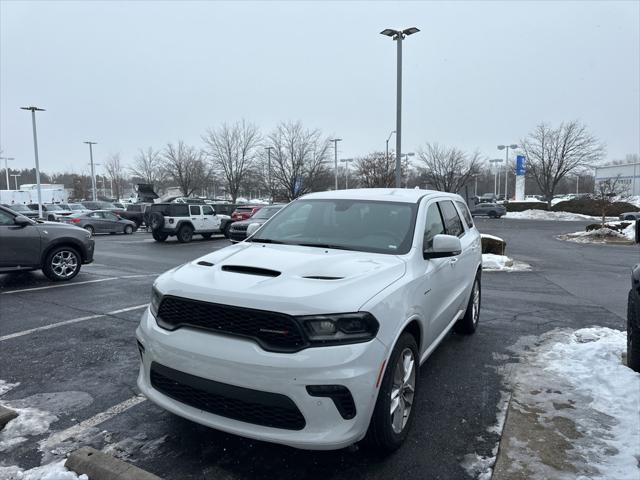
0 220 637 479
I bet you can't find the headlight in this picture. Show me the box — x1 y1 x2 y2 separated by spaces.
297 312 379 345
150 286 162 317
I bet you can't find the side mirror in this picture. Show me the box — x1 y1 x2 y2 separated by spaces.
14 215 32 227
246 222 261 237
424 234 462 259
211 209 216 216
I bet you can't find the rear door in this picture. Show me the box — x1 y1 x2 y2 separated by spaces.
0 209 41 268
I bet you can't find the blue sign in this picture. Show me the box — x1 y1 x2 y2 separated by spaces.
516 155 526 176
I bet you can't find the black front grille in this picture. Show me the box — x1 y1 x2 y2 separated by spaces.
231 224 249 232
156 296 307 352
150 362 306 430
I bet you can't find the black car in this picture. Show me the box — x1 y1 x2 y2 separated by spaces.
2 203 39 219
228 204 284 242
469 202 507 218
0 204 94 281
628 220 640 373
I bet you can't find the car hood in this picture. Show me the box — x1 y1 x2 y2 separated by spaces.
155 242 407 315
232 218 267 227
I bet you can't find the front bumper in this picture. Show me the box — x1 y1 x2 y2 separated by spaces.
136 308 387 450
228 230 247 242
82 239 95 264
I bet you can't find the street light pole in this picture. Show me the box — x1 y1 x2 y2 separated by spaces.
340 158 354 189
381 27 419 188
386 130 396 164
265 146 274 204
489 159 503 196
84 141 98 201
20 106 45 218
11 174 20 190
0 157 14 190
497 144 518 200
330 138 342 190
400 152 415 187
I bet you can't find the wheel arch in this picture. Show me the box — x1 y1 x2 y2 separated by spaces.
41 238 86 265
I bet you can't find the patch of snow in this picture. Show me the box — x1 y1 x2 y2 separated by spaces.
482 254 531 272
559 225 634 244
622 222 636 241
0 380 20 396
504 327 640 479
0 407 58 452
480 233 504 242
505 210 616 221
102 433 167 461
0 460 88 480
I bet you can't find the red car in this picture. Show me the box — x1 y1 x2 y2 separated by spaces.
231 205 262 221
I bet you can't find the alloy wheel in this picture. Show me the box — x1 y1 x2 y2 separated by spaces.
390 347 416 434
51 250 78 279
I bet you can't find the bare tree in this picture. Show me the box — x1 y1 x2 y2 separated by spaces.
353 151 395 188
162 141 211 197
267 121 331 200
520 121 605 206
202 120 261 203
594 175 629 227
417 143 481 193
130 147 165 187
104 153 127 200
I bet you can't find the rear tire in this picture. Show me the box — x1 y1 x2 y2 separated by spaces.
124 225 134 235
223 222 231 239
488 211 497 219
42 246 81 281
454 275 481 335
152 231 168 242
365 332 419 453
177 224 194 243
84 225 95 236
150 212 165 231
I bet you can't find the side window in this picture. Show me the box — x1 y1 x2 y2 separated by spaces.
0 210 14 225
202 205 214 216
456 201 474 229
439 200 465 237
189 205 200 216
423 204 446 251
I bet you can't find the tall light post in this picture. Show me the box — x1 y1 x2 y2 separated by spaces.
489 159 503 196
11 174 21 190
20 106 45 218
0 156 14 190
497 144 518 200
265 146 274 204
330 138 342 190
84 141 98 201
400 152 415 187
380 27 419 188
340 158 354 189
385 130 396 163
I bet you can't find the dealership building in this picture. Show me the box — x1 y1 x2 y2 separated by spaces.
594 162 640 196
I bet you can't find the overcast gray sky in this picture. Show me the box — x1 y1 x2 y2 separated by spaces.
1 0 639 174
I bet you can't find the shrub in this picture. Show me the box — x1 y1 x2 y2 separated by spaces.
506 201 548 212
552 198 637 217
586 222 631 232
481 235 506 255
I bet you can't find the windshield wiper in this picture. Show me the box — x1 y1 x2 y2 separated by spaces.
293 242 357 251
249 238 286 244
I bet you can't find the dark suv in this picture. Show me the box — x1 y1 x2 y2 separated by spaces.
0 204 95 281
628 220 640 373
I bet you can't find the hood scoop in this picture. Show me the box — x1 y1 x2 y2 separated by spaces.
302 275 344 280
221 265 281 277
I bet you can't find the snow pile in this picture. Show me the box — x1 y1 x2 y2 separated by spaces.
0 380 19 396
482 254 531 272
622 221 636 241
559 223 635 244
505 210 613 221
506 328 640 479
0 460 88 480
0 407 58 452
479 233 503 242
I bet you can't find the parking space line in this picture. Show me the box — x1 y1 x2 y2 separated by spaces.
40 394 147 451
0 304 148 341
1 277 118 295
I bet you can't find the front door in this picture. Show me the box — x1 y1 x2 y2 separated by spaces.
201 205 220 232
0 210 42 268
189 205 204 231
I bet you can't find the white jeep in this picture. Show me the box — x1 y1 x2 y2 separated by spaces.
148 203 232 243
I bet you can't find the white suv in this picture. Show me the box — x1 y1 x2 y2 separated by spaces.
136 189 482 451
147 203 232 242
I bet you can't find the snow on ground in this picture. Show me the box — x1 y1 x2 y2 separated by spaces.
0 460 88 480
503 327 640 479
479 233 503 242
0 407 58 452
0 380 19 396
559 222 636 244
505 210 616 221
482 254 531 272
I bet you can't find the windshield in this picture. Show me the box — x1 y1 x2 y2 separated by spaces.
45 204 63 211
251 206 282 220
251 199 417 255
7 204 30 212
69 204 85 210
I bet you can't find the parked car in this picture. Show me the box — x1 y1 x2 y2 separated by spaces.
1 203 39 219
120 203 151 228
629 262 640 373
0 204 94 281
147 203 232 243
478 193 497 204
62 210 137 236
231 205 263 221
619 212 640 221
228 204 285 242
81 200 118 211
60 203 91 214
136 189 482 452
28 203 74 222
469 202 506 218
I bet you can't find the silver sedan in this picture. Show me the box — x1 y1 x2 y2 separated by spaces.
62 210 137 236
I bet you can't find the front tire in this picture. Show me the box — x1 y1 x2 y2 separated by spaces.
42 246 81 281
177 225 194 243
365 332 419 453
84 225 95 236
124 225 134 235
454 275 481 335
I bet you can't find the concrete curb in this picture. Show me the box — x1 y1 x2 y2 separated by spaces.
0 405 18 429
66 447 162 480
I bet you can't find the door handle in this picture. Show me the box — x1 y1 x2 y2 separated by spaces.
450 257 458 264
